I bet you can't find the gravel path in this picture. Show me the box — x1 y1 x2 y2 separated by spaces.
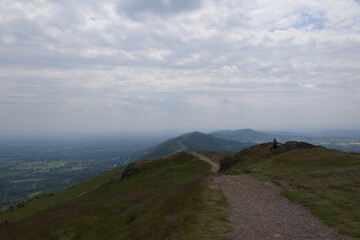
210 175 348 240
192 152 220 173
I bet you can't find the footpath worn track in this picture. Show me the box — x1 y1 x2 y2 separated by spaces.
210 175 347 240
191 152 220 173
192 152 346 239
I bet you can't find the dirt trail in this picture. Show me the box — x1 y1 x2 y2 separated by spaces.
210 175 347 240
192 152 220 172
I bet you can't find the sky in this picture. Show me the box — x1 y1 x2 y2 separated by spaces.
0 0 360 134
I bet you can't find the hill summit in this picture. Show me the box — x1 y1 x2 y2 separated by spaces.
141 131 251 158
210 128 273 142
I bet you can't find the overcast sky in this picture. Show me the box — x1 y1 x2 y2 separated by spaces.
1 0 359 134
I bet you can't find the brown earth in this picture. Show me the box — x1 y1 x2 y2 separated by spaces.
210 175 348 240
192 152 220 173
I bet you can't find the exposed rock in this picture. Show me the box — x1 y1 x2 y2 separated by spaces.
272 141 318 154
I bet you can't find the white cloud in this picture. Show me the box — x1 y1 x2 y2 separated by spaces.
222 65 238 74
186 96 219 108
299 82 318 89
0 0 359 132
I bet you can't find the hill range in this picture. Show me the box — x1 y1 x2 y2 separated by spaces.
140 128 360 160
210 128 275 142
1 136 359 239
141 131 253 158
210 128 360 153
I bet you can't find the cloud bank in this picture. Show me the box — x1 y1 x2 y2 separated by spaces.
0 0 359 133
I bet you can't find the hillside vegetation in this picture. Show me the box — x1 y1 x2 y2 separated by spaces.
0 152 230 240
142 131 251 158
219 142 360 238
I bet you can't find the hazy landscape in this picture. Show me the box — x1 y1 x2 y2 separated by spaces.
1 128 359 211
0 133 170 209
1 0 360 239
1 135 359 239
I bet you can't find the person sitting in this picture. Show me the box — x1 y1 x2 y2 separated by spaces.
272 138 279 149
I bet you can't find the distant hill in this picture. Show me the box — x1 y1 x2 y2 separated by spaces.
210 128 312 143
210 128 274 142
141 131 252 158
261 130 308 137
209 129 360 153
319 129 360 138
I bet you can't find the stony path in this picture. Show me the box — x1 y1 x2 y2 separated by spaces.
210 175 348 240
192 152 220 172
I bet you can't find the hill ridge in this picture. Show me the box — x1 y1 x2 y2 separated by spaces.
141 131 252 158
1 141 359 239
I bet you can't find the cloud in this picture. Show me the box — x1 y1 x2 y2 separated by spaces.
222 65 238 74
186 96 219 108
299 82 317 89
0 0 359 132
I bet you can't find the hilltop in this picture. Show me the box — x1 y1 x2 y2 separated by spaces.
214 141 360 238
210 128 274 142
141 131 252 158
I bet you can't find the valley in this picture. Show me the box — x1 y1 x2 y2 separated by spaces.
1 129 359 210
0 133 168 209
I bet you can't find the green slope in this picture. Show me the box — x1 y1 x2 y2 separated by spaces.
0 152 229 240
220 141 360 238
143 131 251 158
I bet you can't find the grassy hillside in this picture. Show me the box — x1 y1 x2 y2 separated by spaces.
142 131 251 158
0 152 230 240
220 142 360 238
